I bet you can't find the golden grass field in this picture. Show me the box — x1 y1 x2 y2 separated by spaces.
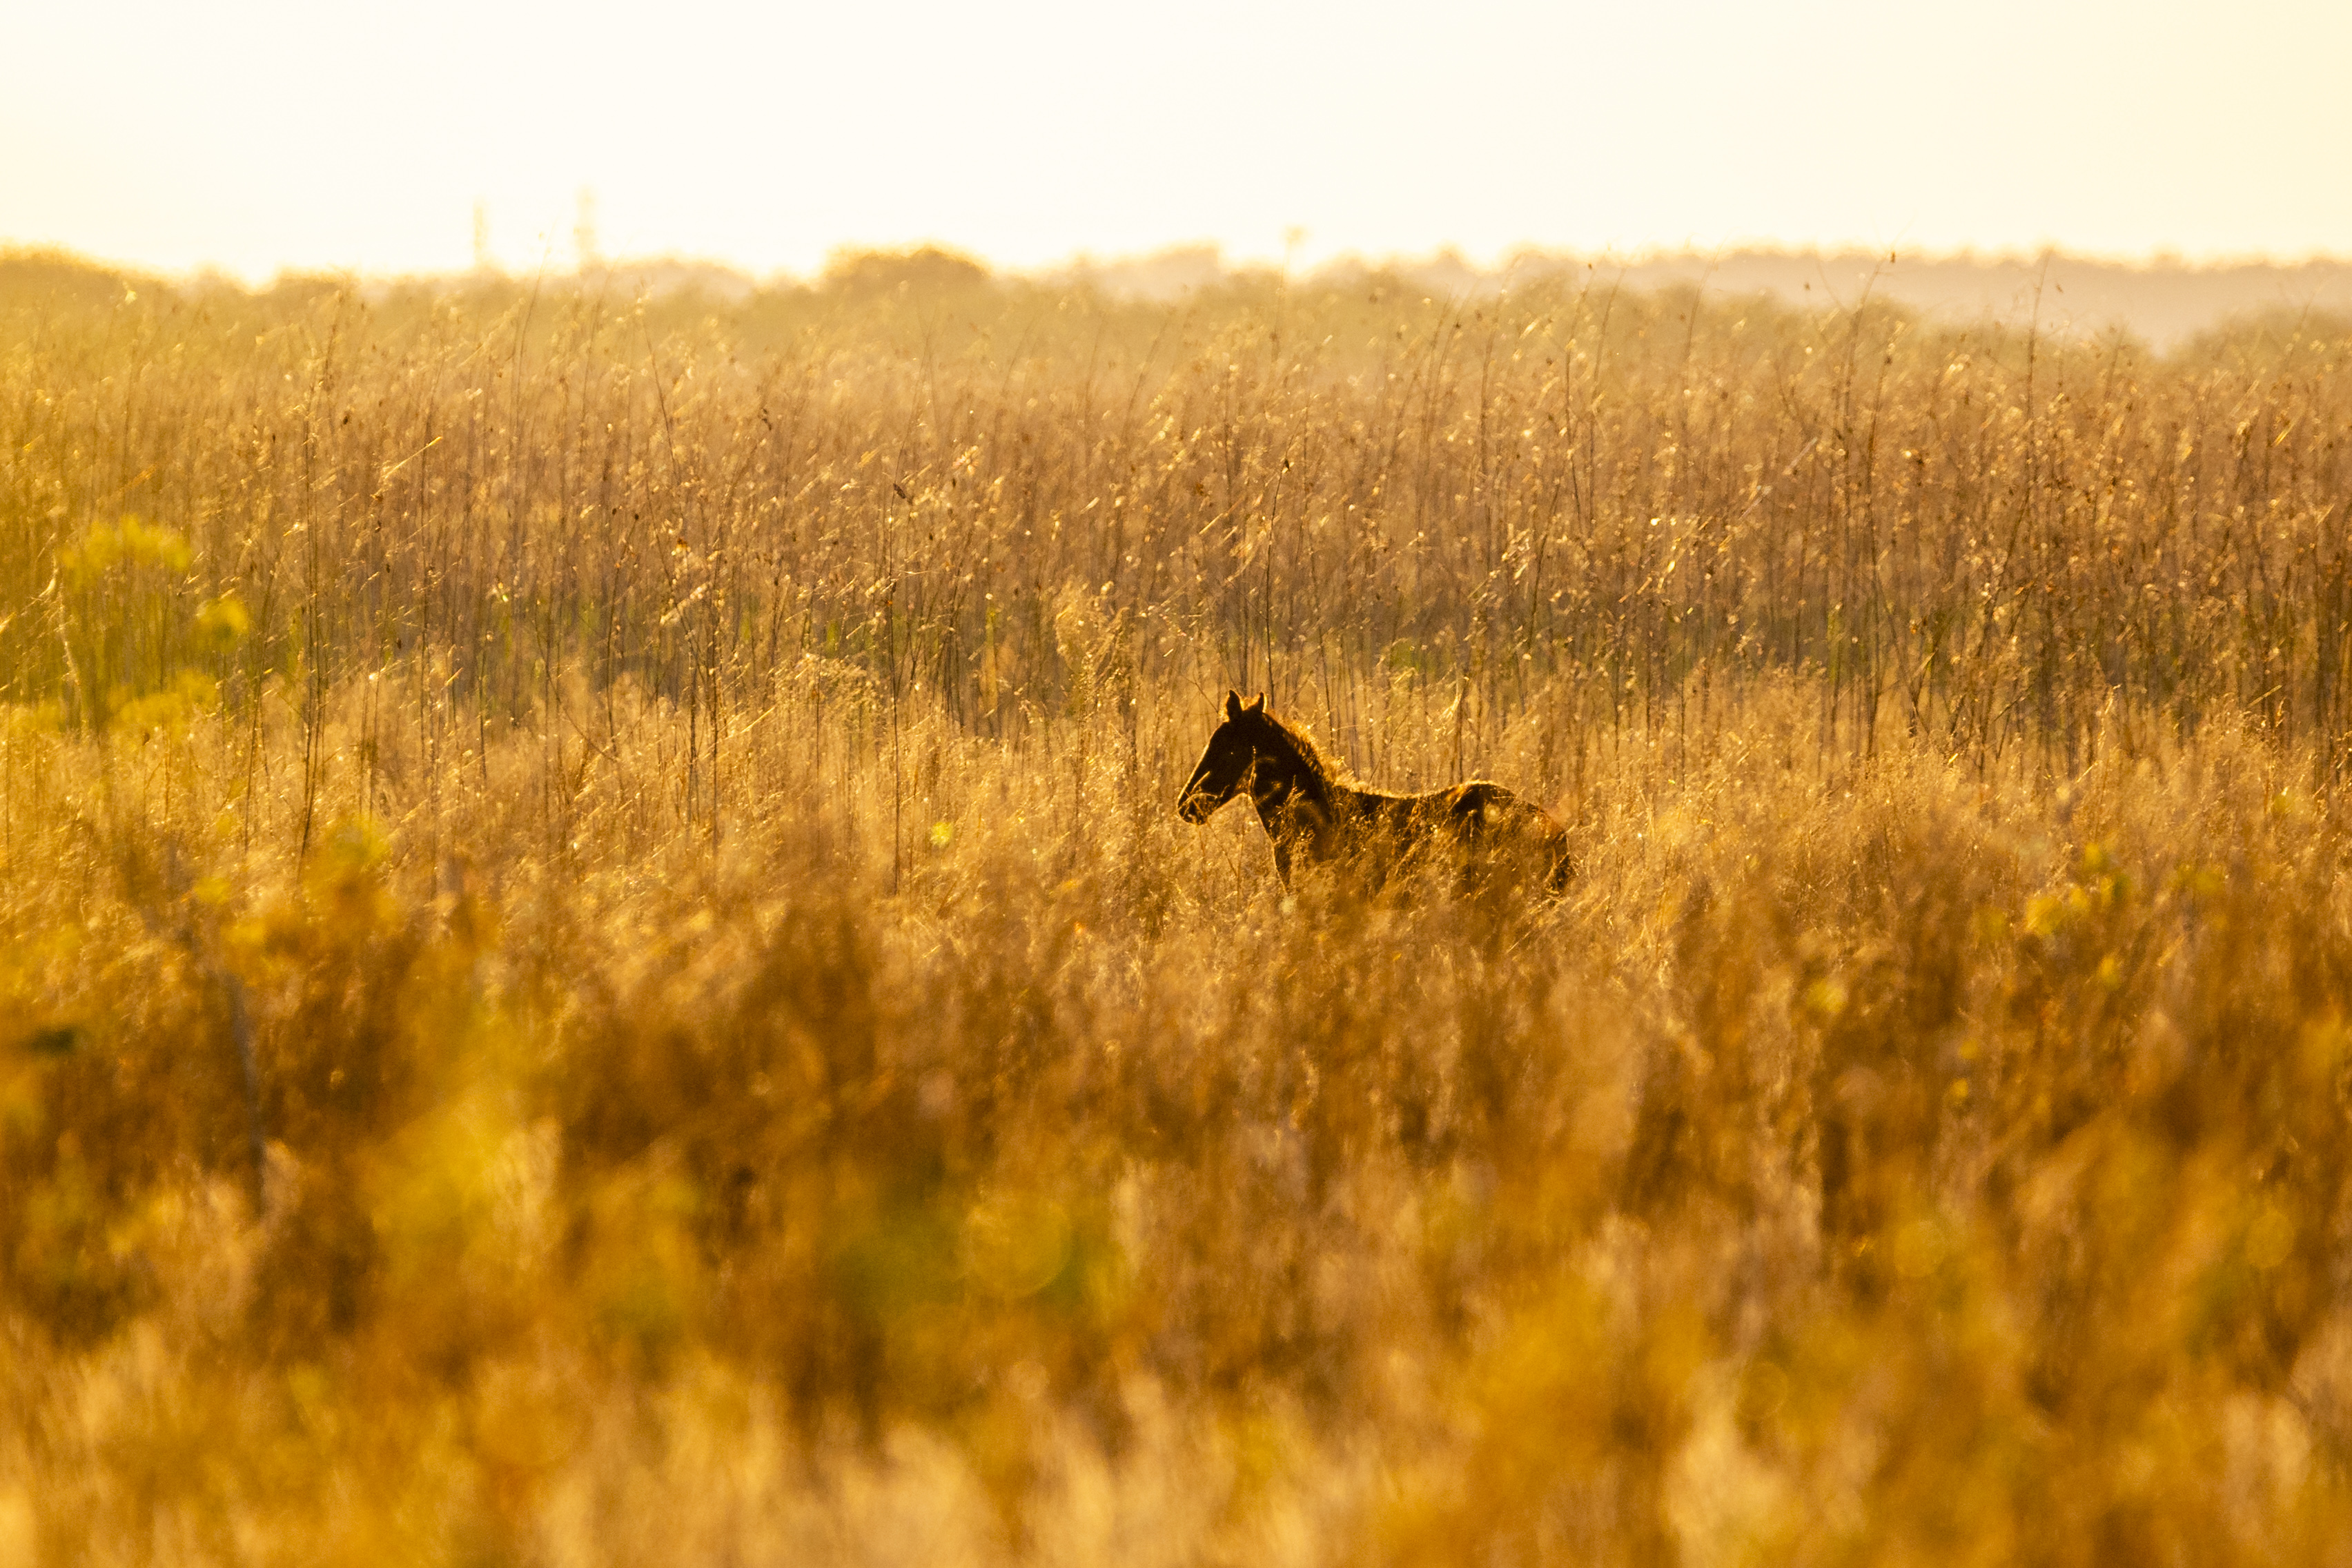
4 246 2352 1565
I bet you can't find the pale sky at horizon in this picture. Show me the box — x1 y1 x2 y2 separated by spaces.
5 0 2349 283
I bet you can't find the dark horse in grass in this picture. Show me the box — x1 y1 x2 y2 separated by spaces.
1177 690 1574 899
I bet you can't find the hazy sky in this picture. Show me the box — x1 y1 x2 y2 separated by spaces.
6 0 2349 280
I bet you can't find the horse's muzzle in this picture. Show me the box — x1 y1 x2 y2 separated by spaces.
1176 789 1216 823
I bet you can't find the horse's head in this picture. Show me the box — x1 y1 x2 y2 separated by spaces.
1177 689 1268 823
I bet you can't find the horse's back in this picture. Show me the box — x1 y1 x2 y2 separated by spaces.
1451 779 1574 894
1370 779 1574 897
1304 778 1573 899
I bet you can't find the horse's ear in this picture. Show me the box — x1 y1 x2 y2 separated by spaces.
1225 689 1244 721
1246 692 1266 714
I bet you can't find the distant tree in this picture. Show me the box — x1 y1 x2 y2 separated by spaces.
819 244 993 301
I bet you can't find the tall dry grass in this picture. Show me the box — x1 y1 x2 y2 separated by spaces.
3 247 2351 1565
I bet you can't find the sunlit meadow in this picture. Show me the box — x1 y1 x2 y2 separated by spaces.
4 246 2351 1565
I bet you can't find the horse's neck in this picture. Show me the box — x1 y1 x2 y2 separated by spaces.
1248 743 1332 835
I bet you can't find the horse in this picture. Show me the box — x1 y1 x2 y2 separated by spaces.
1177 689 1574 899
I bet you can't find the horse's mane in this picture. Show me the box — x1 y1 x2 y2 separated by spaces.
1260 709 1342 792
